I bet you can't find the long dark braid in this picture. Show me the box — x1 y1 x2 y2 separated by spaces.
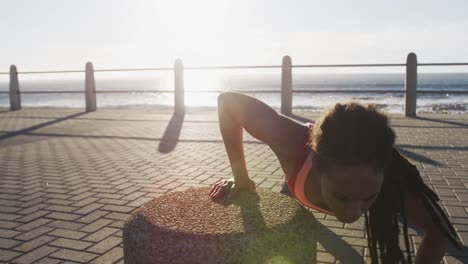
366 148 463 263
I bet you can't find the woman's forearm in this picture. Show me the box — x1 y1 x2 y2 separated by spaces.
414 233 448 264
218 102 250 182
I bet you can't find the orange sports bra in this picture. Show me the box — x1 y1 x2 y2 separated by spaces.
287 123 334 215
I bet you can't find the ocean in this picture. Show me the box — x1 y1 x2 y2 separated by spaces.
0 72 467 113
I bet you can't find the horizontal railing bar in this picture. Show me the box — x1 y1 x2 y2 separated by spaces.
293 63 406 68
195 90 468 94
185 65 282 70
418 63 468 66
94 68 173 72
19 70 84 74
418 90 468 94
13 90 173 94
18 91 84 94
189 90 278 93
294 89 404 93
96 90 171 93
8 62 468 74
294 90 468 94
3 90 466 95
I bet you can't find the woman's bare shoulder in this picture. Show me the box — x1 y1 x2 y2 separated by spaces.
270 115 312 178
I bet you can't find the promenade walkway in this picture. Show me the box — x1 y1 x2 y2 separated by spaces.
0 107 467 263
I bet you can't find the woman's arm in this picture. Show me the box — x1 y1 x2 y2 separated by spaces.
212 92 306 197
404 192 449 264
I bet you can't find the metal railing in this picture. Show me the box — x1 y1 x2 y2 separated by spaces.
3 53 468 116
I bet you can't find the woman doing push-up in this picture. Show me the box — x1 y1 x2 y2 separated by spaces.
209 91 462 264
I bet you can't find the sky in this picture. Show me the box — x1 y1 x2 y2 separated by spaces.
1 0 468 73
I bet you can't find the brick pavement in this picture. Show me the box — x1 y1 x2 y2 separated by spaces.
0 107 467 264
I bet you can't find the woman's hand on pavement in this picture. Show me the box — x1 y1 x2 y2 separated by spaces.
209 177 256 199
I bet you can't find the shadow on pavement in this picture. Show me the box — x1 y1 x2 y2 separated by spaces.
447 244 468 263
397 144 468 152
158 111 185 153
317 221 365 263
396 147 442 166
280 181 364 262
414 116 468 128
7 115 218 123
0 111 88 141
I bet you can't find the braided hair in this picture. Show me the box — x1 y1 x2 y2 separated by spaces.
310 102 463 263
366 148 463 263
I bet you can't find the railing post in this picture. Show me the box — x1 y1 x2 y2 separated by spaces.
85 62 97 112
405 53 417 117
281 55 292 115
174 58 185 114
9 65 21 111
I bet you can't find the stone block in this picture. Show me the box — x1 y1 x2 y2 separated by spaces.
123 187 317 264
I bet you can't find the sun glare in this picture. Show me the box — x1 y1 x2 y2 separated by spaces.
133 0 242 104
135 0 239 66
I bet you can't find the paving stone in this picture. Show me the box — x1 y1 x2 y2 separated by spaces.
0 237 21 249
77 210 108 224
73 203 104 215
0 212 20 221
14 235 56 252
92 187 118 194
16 203 49 215
126 196 152 207
0 205 21 213
0 220 20 229
82 227 119 242
71 192 95 201
50 248 98 263
15 218 52 232
80 219 113 233
0 248 21 262
13 245 59 264
104 212 130 221
46 205 77 213
46 212 81 221
69 188 93 196
0 228 21 238
20 192 46 202
444 255 468 264
92 246 123 264
45 193 71 200
98 198 128 205
121 191 146 201
446 206 468 218
94 193 123 200
49 238 93 250
0 199 21 207
44 198 74 206
71 197 99 207
109 221 125 230
86 236 121 254
101 205 134 213
34 257 62 264
15 226 54 241
16 210 51 223
46 220 85 230
19 198 46 208
114 182 132 190
317 251 335 263
48 228 87 240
